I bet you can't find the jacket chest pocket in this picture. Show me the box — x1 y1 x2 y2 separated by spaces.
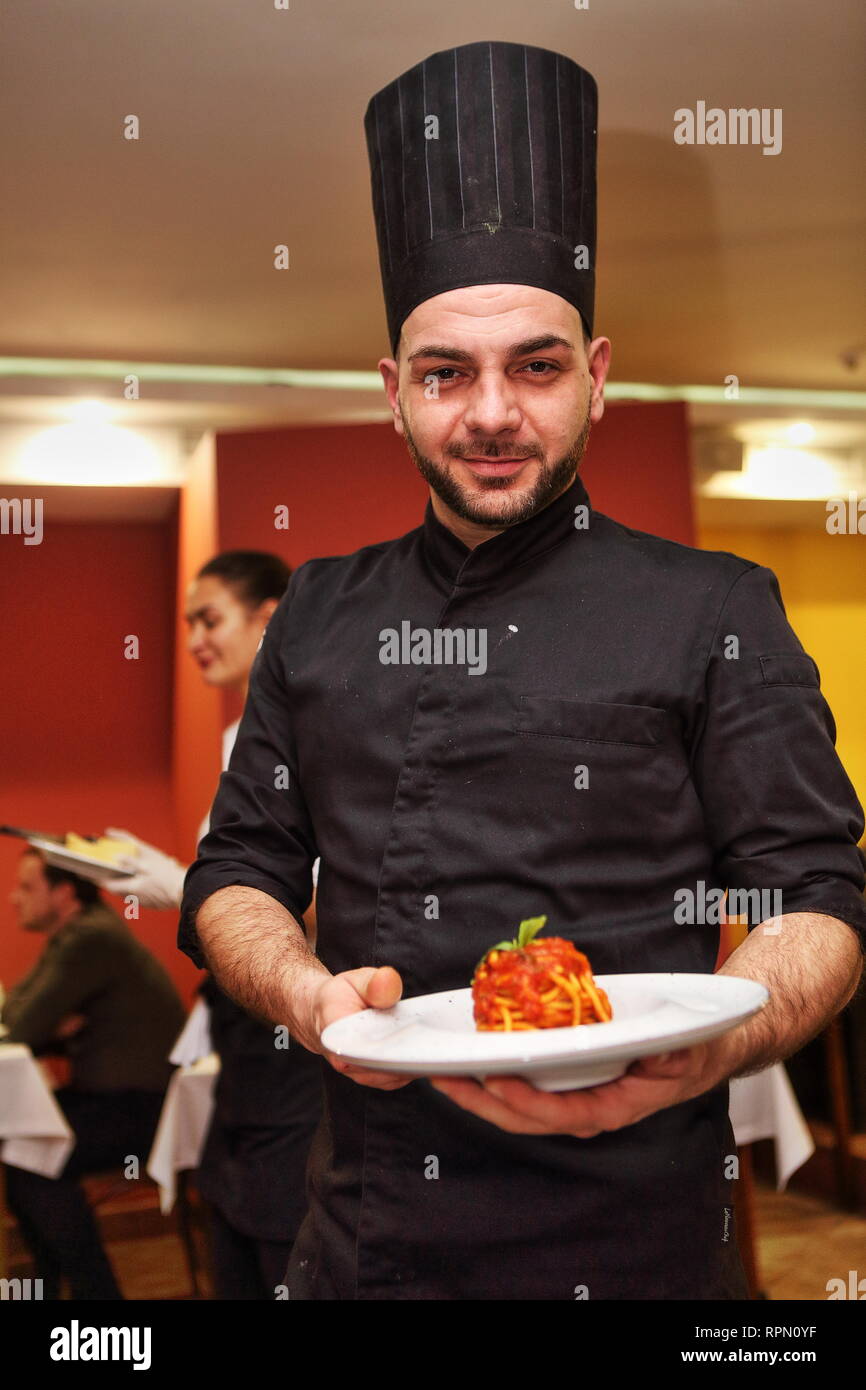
507 696 675 826
512 696 668 747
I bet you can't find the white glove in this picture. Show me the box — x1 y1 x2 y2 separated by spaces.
101 828 188 910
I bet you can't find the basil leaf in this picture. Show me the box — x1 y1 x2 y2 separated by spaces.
516 915 547 948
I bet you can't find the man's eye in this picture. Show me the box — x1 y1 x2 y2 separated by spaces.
421 361 558 382
521 360 558 375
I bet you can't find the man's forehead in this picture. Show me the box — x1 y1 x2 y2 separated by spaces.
20 852 45 881
400 284 581 356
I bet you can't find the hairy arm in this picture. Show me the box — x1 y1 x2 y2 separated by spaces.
194 884 408 1087
195 886 326 1043
713 911 863 1078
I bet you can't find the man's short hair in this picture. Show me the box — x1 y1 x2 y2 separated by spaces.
22 848 103 908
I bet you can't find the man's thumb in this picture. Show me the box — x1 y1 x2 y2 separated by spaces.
362 965 403 1010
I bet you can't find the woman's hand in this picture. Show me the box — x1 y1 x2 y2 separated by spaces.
101 828 188 910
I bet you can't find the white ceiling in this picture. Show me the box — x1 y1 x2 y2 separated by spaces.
1 0 864 414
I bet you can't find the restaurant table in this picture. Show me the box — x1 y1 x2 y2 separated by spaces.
169 998 212 1068
730 1063 815 1188
146 1053 219 1215
0 1044 75 1279
0 1044 75 1178
145 1052 220 1297
146 999 216 1215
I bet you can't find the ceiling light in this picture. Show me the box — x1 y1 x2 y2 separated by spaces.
65 399 113 423
14 423 170 486
703 445 841 500
786 421 815 445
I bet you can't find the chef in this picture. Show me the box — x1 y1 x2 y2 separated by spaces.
179 41 866 1299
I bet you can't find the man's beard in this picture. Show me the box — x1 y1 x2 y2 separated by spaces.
401 406 592 530
23 913 54 932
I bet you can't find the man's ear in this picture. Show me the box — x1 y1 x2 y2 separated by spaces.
586 337 611 425
378 357 405 436
54 880 79 914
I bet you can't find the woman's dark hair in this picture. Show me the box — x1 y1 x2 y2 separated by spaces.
196 551 292 608
24 850 103 907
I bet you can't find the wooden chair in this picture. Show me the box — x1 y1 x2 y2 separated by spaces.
822 1017 857 1209
84 1165 208 1298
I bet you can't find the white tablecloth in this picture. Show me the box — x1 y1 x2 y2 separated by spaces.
0 1045 75 1177
169 999 212 1066
146 1054 219 1214
729 1063 814 1189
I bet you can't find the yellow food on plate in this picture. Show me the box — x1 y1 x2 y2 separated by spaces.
64 832 137 865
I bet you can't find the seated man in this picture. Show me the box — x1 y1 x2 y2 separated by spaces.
1 848 186 1299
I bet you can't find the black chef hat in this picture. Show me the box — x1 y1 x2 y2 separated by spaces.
364 40 598 355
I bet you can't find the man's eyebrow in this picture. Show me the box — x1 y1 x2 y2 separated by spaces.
407 334 575 365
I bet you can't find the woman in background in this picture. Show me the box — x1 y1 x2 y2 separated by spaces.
104 551 322 1299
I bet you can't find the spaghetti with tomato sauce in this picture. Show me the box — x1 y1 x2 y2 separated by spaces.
472 919 612 1032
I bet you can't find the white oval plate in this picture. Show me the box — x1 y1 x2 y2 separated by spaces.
27 837 136 882
321 974 769 1092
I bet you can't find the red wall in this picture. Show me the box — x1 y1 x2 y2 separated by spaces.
581 400 695 545
216 421 429 561
0 516 200 1004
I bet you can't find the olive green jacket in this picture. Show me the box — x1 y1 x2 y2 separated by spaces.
2 901 185 1092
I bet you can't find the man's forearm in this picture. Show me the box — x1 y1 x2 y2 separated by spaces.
714 911 864 1080
194 885 331 1051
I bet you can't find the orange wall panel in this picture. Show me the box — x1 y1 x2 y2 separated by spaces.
171 432 223 865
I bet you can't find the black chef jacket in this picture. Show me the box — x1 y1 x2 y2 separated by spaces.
179 474 866 1300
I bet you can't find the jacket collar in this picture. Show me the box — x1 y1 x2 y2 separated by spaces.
49 901 123 946
421 472 592 591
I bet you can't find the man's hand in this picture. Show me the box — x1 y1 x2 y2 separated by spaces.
54 1013 86 1041
304 965 414 1090
429 1040 727 1136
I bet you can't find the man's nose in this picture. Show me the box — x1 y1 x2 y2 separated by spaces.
461 375 522 437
